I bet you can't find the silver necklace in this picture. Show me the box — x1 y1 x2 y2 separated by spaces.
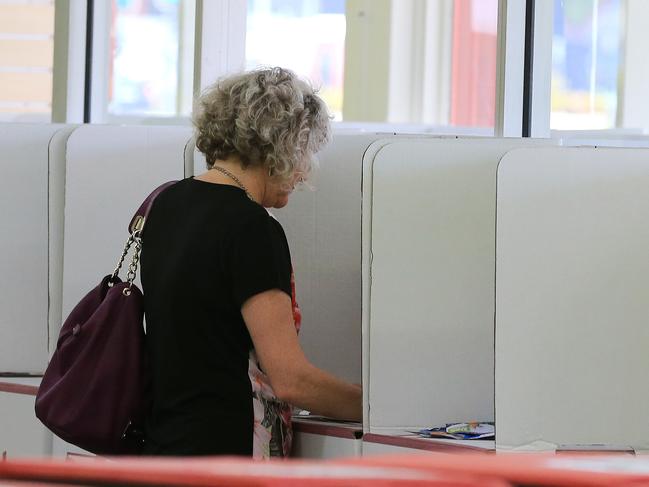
210 165 255 202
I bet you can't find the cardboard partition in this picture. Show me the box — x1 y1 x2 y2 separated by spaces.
362 137 555 435
496 147 649 452
0 124 75 373
273 132 392 383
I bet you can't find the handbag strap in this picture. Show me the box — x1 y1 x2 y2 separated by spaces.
128 181 178 235
111 181 178 290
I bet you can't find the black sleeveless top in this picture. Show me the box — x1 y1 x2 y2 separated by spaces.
140 178 292 456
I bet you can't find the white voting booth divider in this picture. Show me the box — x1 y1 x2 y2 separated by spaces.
273 132 385 384
7 123 649 458
361 137 557 454
495 146 649 453
276 132 442 458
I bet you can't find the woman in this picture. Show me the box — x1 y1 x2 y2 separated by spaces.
140 67 362 458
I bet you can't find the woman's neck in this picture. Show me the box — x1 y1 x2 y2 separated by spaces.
197 157 266 204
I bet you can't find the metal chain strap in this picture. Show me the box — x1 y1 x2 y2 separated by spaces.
123 236 143 296
109 228 144 296
110 234 136 285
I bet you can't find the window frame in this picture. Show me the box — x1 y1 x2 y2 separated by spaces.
80 0 198 124
494 0 527 137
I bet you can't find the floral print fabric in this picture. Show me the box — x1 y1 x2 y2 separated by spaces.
248 269 302 459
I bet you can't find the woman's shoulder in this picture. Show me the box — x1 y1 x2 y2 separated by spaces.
156 179 261 213
150 178 286 238
234 204 286 237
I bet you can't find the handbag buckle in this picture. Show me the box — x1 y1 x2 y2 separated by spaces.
130 216 145 235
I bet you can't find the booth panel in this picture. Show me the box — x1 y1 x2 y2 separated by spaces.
62 126 191 320
496 147 649 451
273 133 388 383
0 124 73 373
47 127 76 357
365 138 553 433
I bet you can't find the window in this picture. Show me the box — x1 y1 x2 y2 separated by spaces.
0 0 506 131
618 0 649 134
551 0 623 130
448 0 499 127
246 0 346 119
551 0 649 134
0 0 55 122
245 0 499 131
95 0 195 122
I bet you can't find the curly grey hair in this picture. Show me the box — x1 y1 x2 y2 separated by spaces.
193 67 331 182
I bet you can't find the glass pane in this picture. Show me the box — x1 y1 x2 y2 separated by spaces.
448 0 498 128
108 0 195 118
245 0 498 131
551 0 623 130
246 0 346 120
0 0 55 122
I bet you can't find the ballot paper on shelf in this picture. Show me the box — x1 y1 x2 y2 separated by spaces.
414 422 495 440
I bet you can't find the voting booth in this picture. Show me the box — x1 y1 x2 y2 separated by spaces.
244 131 401 457
495 146 649 452
6 122 649 459
361 137 555 454
273 132 387 384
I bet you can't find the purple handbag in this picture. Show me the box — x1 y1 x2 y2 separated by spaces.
35 181 176 455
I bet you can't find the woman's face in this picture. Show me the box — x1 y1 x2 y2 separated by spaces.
262 170 304 209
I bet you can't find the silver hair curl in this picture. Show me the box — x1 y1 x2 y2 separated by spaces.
192 67 331 182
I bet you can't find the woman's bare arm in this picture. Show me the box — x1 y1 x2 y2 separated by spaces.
241 289 362 422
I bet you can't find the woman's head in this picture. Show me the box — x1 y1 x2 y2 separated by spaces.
193 67 331 190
